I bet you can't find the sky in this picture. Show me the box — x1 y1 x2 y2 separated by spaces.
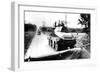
25 11 84 28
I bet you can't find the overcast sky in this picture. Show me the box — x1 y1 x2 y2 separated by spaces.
25 12 84 28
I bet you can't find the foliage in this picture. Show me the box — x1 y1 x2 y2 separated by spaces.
78 14 90 33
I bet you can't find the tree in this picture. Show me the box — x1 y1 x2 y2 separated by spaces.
78 14 90 33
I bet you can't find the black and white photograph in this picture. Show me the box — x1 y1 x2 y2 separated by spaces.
24 11 91 62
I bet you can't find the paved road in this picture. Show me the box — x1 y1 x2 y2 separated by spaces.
25 33 55 59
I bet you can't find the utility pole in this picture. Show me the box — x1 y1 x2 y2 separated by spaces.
65 14 68 27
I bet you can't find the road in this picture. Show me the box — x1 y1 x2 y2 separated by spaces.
25 33 55 59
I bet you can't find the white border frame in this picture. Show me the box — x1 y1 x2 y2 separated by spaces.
11 2 97 71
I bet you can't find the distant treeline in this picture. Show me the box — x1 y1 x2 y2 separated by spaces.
24 23 89 34
68 28 83 33
40 26 84 33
